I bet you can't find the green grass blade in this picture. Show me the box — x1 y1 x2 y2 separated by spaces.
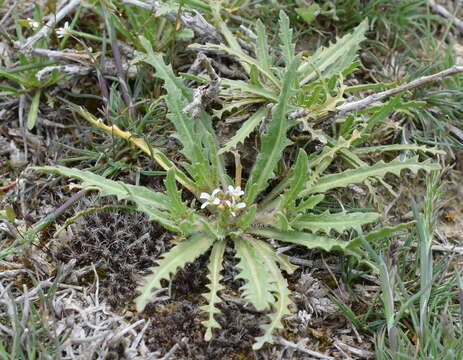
26 89 41 130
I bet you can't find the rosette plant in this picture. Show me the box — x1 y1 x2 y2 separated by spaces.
34 12 439 349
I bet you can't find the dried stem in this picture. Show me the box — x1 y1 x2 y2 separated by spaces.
426 0 463 32
120 0 221 43
337 65 463 114
19 0 81 50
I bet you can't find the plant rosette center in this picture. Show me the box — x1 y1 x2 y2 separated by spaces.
200 185 247 223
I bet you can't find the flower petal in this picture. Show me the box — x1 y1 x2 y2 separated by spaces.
200 192 210 199
236 202 246 209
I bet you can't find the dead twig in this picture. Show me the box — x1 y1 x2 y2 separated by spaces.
121 0 221 43
426 0 463 32
337 65 463 114
19 0 82 50
182 53 221 119
276 337 335 360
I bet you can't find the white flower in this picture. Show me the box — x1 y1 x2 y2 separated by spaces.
226 185 244 198
224 199 246 216
27 18 40 29
56 21 71 38
200 188 221 209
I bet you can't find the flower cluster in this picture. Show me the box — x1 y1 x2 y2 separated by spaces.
26 18 40 29
56 22 71 39
200 185 246 216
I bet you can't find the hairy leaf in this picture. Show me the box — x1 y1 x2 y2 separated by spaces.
282 149 309 210
234 238 275 311
255 20 272 73
245 57 299 203
135 233 216 312
278 11 295 68
251 239 292 350
294 211 380 233
139 36 191 99
249 227 358 252
221 79 278 101
164 168 188 217
301 156 441 196
294 194 325 213
299 20 368 85
201 240 226 340
32 166 169 209
219 106 266 154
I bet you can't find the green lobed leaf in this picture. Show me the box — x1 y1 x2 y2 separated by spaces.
219 106 266 154
244 57 299 203
164 168 188 217
294 211 380 233
353 144 445 156
213 98 264 119
251 239 292 350
294 194 324 213
234 238 275 311
249 227 358 252
135 233 216 312
139 36 191 100
200 240 226 341
278 11 295 68
255 20 272 73
301 156 441 196
221 79 278 101
32 166 169 210
299 19 368 85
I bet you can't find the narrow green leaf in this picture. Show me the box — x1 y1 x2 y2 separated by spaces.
201 240 226 340
221 79 278 101
164 168 188 216
135 233 216 312
353 144 445 156
245 57 299 203
301 156 441 196
255 20 271 72
234 238 275 311
282 149 308 209
26 89 41 130
294 211 380 233
213 98 264 119
294 194 324 213
249 227 358 252
237 204 257 231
